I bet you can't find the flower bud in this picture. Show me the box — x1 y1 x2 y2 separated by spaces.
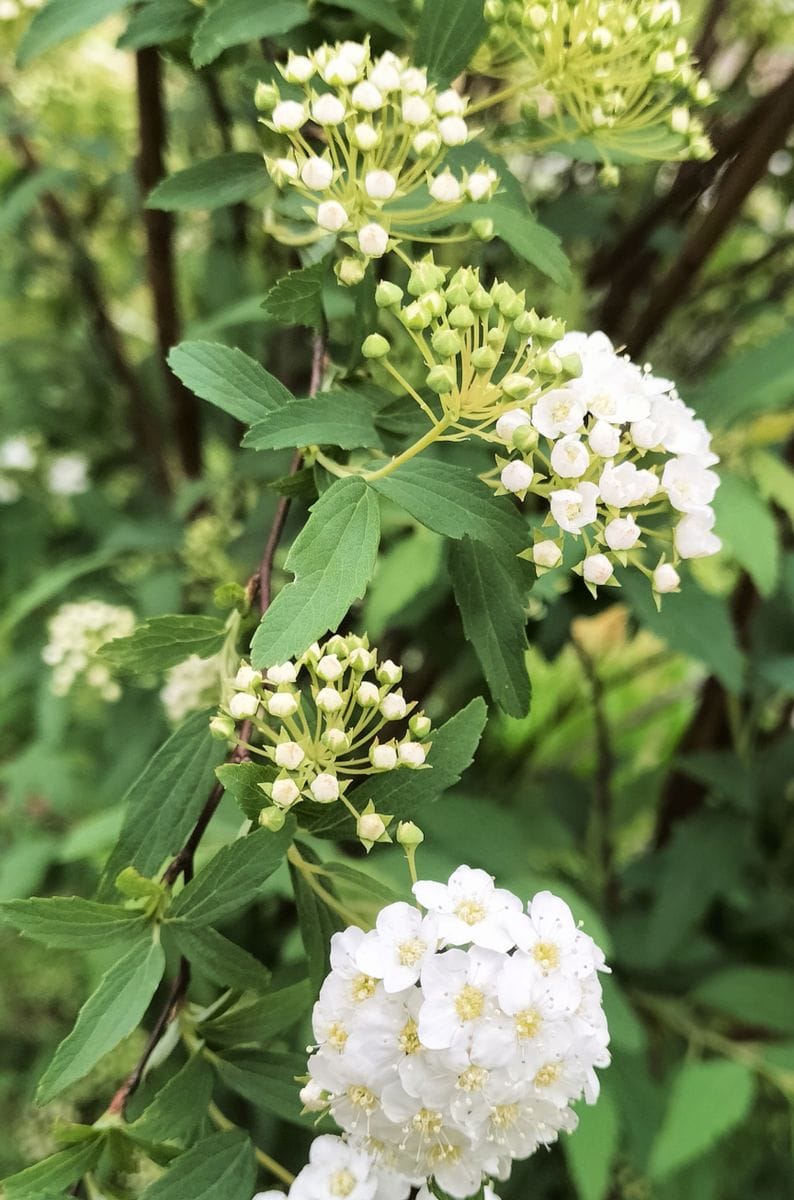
349 647 375 672
235 664 261 690
322 727 350 753
362 334 390 360
402 96 432 125
300 156 334 190
352 122 380 151
604 516 640 551
310 772 340 803
653 563 680 593
267 157 299 187
377 660 402 685
312 94 346 125
270 99 306 130
370 742 398 770
398 740 427 767
316 687 344 713
365 169 397 201
408 260 447 296
229 692 260 719
375 281 403 309
396 820 424 848
267 662 298 684
351 81 383 111
469 285 493 312
317 654 344 681
271 778 301 808
356 681 380 707
358 811 389 842
431 328 463 358
268 692 299 718
435 88 466 116
413 130 441 156
466 168 498 201
282 53 314 83
501 460 534 494
323 55 359 85
495 408 530 444
560 353 582 378
402 301 433 330
255 82 280 112
471 346 498 372
299 1080 326 1111
317 200 348 232
210 714 235 740
380 692 407 720
513 424 539 453
429 171 462 204
501 374 534 402
583 554 614 586
439 115 469 145
336 257 366 287
427 365 456 394
409 713 432 738
448 304 475 329
275 740 305 770
533 540 562 569
260 805 287 831
471 218 495 241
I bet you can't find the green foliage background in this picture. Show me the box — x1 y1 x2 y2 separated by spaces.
1 0 793 1197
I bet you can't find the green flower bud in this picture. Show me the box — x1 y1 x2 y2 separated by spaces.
501 373 534 401
214 581 247 611
396 820 425 848
323 727 350 753
445 284 471 307
536 350 562 374
407 260 447 296
375 280 404 308
210 714 236 740
487 327 507 349
448 304 475 329
471 218 495 241
499 291 526 320
362 333 391 359
259 806 287 831
431 328 464 358
427 364 457 394
255 81 279 112
513 424 539 452
512 310 535 335
599 164 620 187
423 290 446 319
560 353 582 379
536 316 565 340
471 346 498 372
409 713 432 738
335 257 366 287
470 285 494 312
491 281 515 308
402 301 433 330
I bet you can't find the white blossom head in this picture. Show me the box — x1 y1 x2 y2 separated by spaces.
42 600 135 702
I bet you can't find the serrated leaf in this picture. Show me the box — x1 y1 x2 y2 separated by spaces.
98 710 226 900
198 980 311 1048
319 862 402 904
448 537 531 717
17 0 127 65
216 761 276 821
117 0 198 50
213 1050 320 1128
648 1059 755 1180
0 896 145 949
250 476 381 667
37 936 165 1103
2 1135 104 1199
99 614 226 675
167 923 272 992
168 340 293 425
289 841 343 993
303 697 487 838
147 153 266 211
191 0 309 67
243 390 383 452
129 1054 214 1144
260 259 329 328
141 1128 255 1200
168 819 295 926
369 459 526 558
327 0 405 34
692 966 794 1034
416 0 486 84
712 471 779 597
563 1089 619 1200
689 327 794 429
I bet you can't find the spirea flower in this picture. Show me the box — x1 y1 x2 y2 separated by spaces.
479 0 714 166
47 452 90 496
160 654 221 724
258 41 498 277
218 634 431 842
42 600 135 702
304 868 610 1199
253 1133 407 1200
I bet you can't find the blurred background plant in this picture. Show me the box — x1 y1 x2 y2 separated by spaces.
1 0 793 1197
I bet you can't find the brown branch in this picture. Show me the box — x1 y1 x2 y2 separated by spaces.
693 0 731 71
135 48 202 479
5 127 171 496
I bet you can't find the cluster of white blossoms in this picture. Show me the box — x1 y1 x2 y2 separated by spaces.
213 634 431 844
256 40 498 281
42 600 135 702
493 331 721 595
160 654 221 724
479 0 713 165
301 867 609 1199
0 434 37 504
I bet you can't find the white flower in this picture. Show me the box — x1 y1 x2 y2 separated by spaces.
495 409 531 445
267 691 299 718
438 115 469 145
661 455 719 513
418 945 503 1049
356 902 438 992
675 509 722 559
582 554 614 586
604 515 641 550
229 691 259 719
500 460 533 494
48 453 89 495
549 481 599 533
301 156 334 190
161 654 220 724
365 170 397 200
0 435 36 471
533 540 562 568
598 460 647 508
465 167 498 201
429 170 462 203
588 419 621 458
272 778 301 808
352 81 383 111
311 772 340 803
317 200 349 232
414 865 521 952
653 562 681 592
402 95 432 125
358 223 389 257
550 435 589 479
275 740 305 769
508 891 601 981
312 94 347 125
271 100 307 131
531 389 586 439
289 1135 380 1200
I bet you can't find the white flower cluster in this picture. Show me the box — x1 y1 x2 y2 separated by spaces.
494 331 721 594
160 654 221 724
42 600 135 702
302 867 610 1199
258 40 498 279
216 635 431 840
0 434 37 504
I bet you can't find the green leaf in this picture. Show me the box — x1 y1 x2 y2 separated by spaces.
365 526 445 638
290 841 343 993
167 923 272 992
0 548 116 638
216 761 276 821
369 459 526 557
712 471 780 596
191 0 309 67
688 327 794 429
620 573 745 693
98 710 226 900
147 153 266 211
260 259 329 328
448 537 531 717
0 896 145 949
168 340 293 425
99 614 227 675
17 0 128 65
692 966 794 1035
0 167 70 235
141 1129 255 1200
326 0 406 35
319 862 402 904
2 1135 104 1199
243 390 383 452
751 449 794 524
37 936 166 1103
304 697 488 837
415 0 486 85
648 1059 755 1180
129 1054 214 1144
117 0 199 49
563 1090 619 1200
250 476 381 667
213 1050 319 1128
198 980 311 1048
168 819 296 926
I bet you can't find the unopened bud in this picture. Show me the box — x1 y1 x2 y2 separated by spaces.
501 374 534 401
259 806 287 831
336 257 366 287
427 364 457 395
471 346 498 372
409 713 432 738
471 218 495 241
370 742 398 770
255 81 279 112
398 740 427 767
358 812 389 842
431 328 463 358
375 281 403 309
210 714 235 740
322 727 350 753
396 821 424 849
356 681 380 707
310 772 339 803
362 334 390 360
513 424 539 453
268 691 299 718
408 261 447 296
448 304 475 329
271 778 301 808
377 660 402 685
229 692 260 719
